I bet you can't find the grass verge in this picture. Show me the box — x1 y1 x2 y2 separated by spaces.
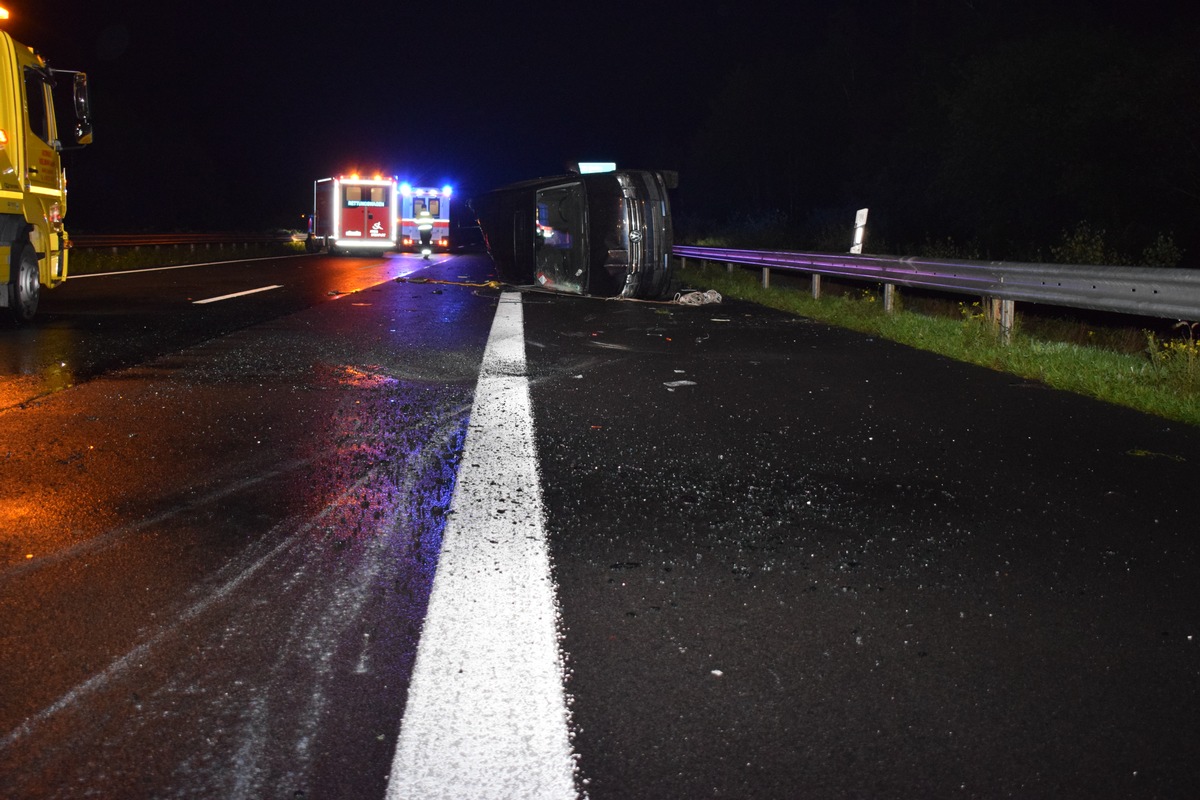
681 262 1200 428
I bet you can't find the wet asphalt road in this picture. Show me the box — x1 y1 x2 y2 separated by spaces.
525 294 1200 798
1 253 492 798
1 252 1199 798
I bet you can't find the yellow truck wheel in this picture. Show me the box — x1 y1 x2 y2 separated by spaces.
8 243 39 323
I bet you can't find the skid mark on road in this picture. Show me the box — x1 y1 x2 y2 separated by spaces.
0 510 304 754
0 429 425 758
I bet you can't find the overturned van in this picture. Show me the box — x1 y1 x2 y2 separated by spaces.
470 168 677 299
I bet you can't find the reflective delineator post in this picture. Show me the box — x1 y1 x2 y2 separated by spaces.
850 208 868 255
851 207 897 313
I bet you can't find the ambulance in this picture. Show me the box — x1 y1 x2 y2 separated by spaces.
398 184 452 253
309 175 399 255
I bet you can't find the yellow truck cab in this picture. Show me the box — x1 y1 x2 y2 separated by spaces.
0 7 92 323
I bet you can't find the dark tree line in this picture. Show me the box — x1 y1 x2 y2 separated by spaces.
678 0 1200 266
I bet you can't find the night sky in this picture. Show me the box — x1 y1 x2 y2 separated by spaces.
7 1 1200 259
11 1 812 232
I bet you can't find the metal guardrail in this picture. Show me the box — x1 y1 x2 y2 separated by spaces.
674 245 1200 321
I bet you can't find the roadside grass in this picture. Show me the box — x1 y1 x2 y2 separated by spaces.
69 241 306 275
681 262 1200 428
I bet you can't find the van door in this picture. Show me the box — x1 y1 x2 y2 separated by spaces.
342 183 390 242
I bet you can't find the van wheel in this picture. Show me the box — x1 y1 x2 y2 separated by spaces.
8 244 39 323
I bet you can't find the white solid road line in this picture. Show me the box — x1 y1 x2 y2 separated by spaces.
66 255 310 279
192 285 283 304
386 291 577 800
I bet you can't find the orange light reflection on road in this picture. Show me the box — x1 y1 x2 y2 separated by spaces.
0 372 74 410
0 497 41 527
1 312 80 406
0 495 57 565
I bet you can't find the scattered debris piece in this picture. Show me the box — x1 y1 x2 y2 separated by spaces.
1126 449 1186 462
675 289 722 306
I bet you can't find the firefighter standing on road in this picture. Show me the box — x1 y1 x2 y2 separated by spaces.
417 208 434 259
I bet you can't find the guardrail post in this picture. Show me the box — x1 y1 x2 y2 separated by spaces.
998 298 1015 344
884 283 897 313
811 274 822 299
986 297 1016 344
761 267 770 289
727 262 735 274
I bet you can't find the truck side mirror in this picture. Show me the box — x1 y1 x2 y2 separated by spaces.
73 73 92 145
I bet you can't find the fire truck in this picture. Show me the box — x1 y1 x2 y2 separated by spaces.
398 184 452 253
0 6 93 322
308 175 398 255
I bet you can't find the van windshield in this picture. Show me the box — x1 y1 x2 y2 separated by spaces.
534 183 587 292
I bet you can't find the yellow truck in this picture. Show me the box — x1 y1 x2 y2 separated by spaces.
0 6 92 323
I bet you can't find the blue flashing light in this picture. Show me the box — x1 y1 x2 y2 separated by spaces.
400 182 412 196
